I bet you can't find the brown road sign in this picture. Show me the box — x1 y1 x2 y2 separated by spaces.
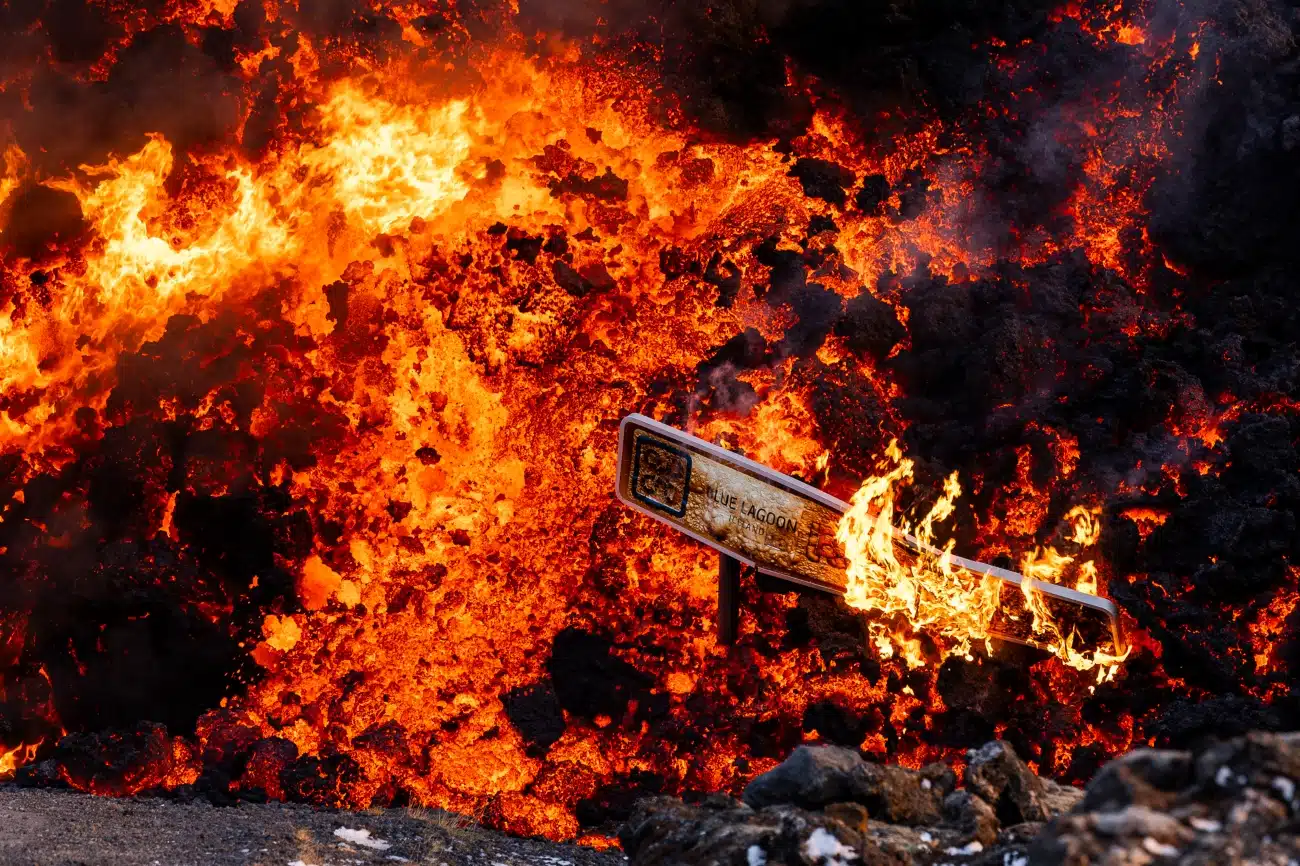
614 413 1124 657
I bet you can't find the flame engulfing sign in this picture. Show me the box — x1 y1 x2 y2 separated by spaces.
616 415 1124 675
836 442 1126 680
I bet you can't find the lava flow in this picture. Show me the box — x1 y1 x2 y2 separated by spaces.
0 0 1298 844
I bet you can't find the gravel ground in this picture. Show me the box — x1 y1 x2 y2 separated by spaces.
0 786 627 866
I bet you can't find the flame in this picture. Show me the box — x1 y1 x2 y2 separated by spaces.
838 443 1126 679
0 145 25 213
1066 505 1102 547
0 741 41 778
836 440 1002 664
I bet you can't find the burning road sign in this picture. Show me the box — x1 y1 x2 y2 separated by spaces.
615 413 1125 663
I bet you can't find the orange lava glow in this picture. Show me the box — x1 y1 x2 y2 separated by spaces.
0 0 1228 840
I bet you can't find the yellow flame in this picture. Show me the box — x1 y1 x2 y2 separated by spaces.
302 83 474 236
835 440 1002 666
0 740 41 778
1065 504 1102 546
0 145 25 217
839 442 1128 678
1075 560 1099 595
1020 545 1075 582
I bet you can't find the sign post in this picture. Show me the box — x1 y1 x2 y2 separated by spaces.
614 413 1124 656
717 553 742 645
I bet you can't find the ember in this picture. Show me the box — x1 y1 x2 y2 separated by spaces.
0 0 1297 845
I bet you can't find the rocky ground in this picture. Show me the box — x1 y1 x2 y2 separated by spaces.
0 786 624 866
622 733 1300 866
12 731 1300 865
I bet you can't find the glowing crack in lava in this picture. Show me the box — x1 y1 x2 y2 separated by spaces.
0 0 1280 843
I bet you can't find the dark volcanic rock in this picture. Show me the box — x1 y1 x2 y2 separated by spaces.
1021 731 1300 864
941 789 1000 847
629 739 1083 866
834 292 906 363
743 744 945 825
743 744 867 810
622 795 916 866
625 732 1300 866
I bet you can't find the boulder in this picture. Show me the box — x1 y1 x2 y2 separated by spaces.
964 740 1067 824
743 745 945 825
1078 748 1192 812
620 796 905 866
1024 731 1300 865
941 789 1000 847
743 745 869 811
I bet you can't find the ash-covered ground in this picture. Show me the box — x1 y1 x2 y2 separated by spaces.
0 785 624 866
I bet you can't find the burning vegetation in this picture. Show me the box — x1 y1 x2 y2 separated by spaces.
0 0 1298 844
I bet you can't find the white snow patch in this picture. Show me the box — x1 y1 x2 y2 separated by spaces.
1274 777 1296 802
1189 817 1221 833
1215 766 1234 787
803 828 858 865
919 832 933 844
944 841 983 856
386 858 410 863
921 779 932 790
334 828 392 851
1141 837 1179 858
747 844 767 866
1003 853 1028 866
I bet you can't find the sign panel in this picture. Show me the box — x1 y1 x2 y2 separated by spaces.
615 414 1124 657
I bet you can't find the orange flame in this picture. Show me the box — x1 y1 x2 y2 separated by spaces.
0 740 41 778
838 444 1126 679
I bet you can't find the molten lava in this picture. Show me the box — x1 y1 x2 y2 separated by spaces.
0 0 1284 844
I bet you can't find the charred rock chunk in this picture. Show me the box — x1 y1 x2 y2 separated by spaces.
694 328 770 416
503 682 567 758
546 627 653 721
621 796 896 866
704 252 743 308
350 720 409 760
964 740 1063 825
24 722 189 795
777 282 843 358
280 751 362 805
1078 748 1192 812
834 292 906 363
855 175 891 215
1 184 91 262
1193 731 1300 796
659 246 692 280
505 228 545 264
789 158 856 207
550 168 629 201
552 261 617 297
942 789 1000 847
1027 730 1300 865
743 745 864 810
743 744 944 825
